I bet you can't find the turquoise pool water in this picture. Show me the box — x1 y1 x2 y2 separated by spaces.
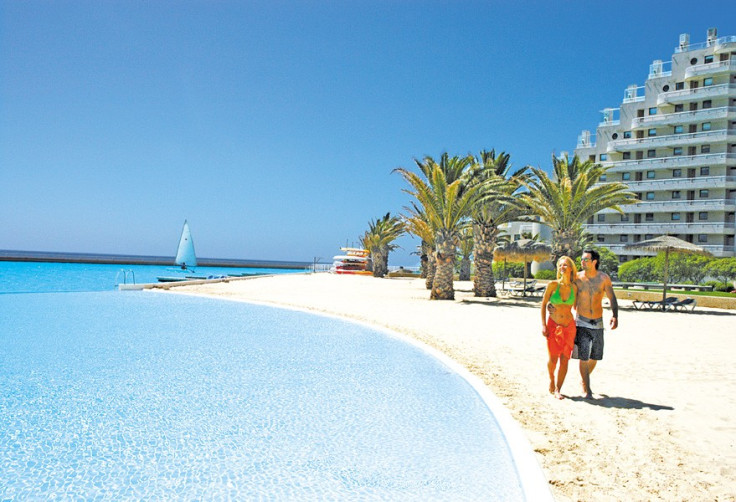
0 262 531 499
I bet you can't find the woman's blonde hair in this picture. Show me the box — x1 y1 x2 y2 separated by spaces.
556 256 577 285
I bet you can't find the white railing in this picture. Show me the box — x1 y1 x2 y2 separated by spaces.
631 106 735 128
675 35 736 53
584 222 733 234
607 129 732 152
648 60 672 79
617 176 736 191
658 83 736 105
598 198 736 213
685 60 734 79
602 153 735 172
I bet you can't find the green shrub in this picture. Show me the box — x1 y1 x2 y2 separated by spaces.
618 257 658 282
534 269 556 280
493 261 525 280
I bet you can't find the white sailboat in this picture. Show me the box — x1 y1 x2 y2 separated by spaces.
174 220 197 269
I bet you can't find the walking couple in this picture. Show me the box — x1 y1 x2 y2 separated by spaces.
540 249 618 399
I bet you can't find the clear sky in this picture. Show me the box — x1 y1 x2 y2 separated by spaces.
2 1 734 266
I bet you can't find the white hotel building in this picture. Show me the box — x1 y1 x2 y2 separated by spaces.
575 28 736 261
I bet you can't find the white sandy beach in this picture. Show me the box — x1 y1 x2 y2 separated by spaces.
170 273 736 501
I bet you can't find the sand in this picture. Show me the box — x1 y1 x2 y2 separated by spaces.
169 273 736 501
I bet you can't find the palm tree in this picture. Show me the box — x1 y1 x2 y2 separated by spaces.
457 225 473 281
395 154 479 300
467 149 530 297
361 213 404 278
403 204 436 289
521 154 637 262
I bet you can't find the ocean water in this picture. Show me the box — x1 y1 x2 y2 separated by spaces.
0 260 302 294
0 262 525 500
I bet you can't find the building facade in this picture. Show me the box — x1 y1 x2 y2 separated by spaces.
575 28 736 261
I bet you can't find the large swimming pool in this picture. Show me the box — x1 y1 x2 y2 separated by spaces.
0 262 546 499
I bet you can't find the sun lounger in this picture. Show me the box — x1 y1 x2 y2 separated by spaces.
671 298 697 311
633 297 679 310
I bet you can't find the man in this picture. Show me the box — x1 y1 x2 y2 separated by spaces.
573 249 618 399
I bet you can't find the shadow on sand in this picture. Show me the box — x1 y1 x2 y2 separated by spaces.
567 394 674 410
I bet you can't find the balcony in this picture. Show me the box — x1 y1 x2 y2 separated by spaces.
603 153 736 172
657 83 736 105
598 198 736 214
631 106 735 128
685 60 735 79
584 222 735 235
675 35 736 53
604 243 735 257
607 129 734 152
616 176 736 192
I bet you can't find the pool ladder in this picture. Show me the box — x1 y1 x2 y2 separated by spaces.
115 269 136 286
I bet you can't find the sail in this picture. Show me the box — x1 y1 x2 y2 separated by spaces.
174 220 197 267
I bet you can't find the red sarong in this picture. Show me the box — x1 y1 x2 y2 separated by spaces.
546 317 576 358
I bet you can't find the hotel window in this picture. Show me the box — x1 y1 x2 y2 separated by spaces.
645 233 654 239
673 169 682 177
648 128 657 137
703 100 712 109
645 213 654 222
689 124 697 133
600 174 607 181
647 171 655 179
671 213 681 221
688 146 697 155
649 107 657 115
597 214 606 222
622 152 631 160
621 214 629 222
600 154 607 161
702 122 712 131
673 147 683 156
700 189 709 198
675 82 684 90
597 235 605 243
636 151 644 160
620 235 629 243
701 145 711 153
672 191 681 199
704 55 714 64
589 155 595 162
700 166 710 175
674 104 684 112
637 109 645 118
698 234 708 243
699 212 708 220
646 192 655 200
622 172 631 181
647 149 656 158
674 125 684 134
623 131 632 139
704 77 714 86
636 193 643 200
690 102 698 111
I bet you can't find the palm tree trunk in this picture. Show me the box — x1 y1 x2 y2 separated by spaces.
419 241 429 278
459 257 471 281
371 249 386 278
472 222 497 297
381 245 390 277
425 250 436 289
431 240 455 300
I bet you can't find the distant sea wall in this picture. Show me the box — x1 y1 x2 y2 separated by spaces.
0 250 310 270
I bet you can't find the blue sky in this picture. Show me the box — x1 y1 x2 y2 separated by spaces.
2 1 734 266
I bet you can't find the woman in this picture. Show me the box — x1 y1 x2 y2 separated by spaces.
541 256 578 399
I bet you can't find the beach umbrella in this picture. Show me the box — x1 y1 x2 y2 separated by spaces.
624 235 711 310
494 239 552 296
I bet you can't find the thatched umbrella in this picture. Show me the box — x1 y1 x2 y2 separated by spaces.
624 235 711 310
494 239 552 296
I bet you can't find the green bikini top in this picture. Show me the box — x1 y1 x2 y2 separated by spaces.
549 284 575 305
